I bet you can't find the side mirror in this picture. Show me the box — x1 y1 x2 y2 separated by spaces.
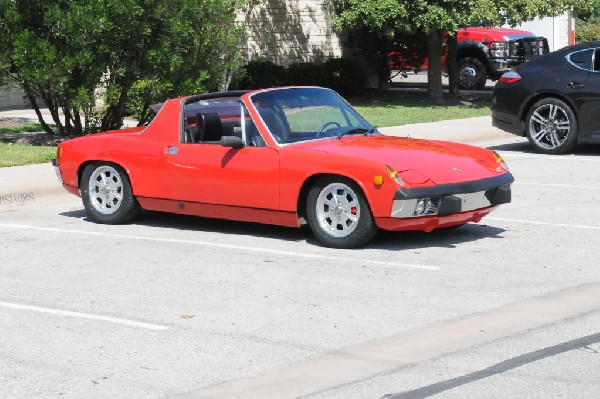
221 135 245 149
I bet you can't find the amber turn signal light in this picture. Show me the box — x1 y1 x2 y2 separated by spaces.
373 175 384 186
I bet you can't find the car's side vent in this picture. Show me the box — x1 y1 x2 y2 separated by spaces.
424 198 440 215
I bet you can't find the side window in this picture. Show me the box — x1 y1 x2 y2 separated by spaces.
569 49 595 71
242 105 266 147
594 49 600 71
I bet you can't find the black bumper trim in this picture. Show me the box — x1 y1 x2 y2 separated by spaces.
394 173 514 200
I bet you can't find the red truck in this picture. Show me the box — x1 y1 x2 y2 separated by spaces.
390 27 549 90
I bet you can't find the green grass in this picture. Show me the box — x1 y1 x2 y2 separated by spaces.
353 104 489 127
0 122 48 135
345 89 492 127
0 143 56 168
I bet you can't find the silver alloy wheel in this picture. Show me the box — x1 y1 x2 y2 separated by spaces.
315 182 360 238
529 103 571 150
88 165 124 215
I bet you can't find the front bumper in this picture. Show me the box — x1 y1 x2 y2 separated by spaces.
390 173 513 219
52 158 63 184
376 207 496 232
488 58 520 77
491 107 523 136
52 158 80 196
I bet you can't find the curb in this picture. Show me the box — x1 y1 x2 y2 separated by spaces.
0 163 68 211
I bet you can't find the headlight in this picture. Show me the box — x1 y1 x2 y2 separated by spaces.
415 199 432 215
489 42 509 58
492 151 509 171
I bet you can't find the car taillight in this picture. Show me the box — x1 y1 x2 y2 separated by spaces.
499 71 522 84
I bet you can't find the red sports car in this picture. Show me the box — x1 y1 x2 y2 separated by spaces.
53 87 513 248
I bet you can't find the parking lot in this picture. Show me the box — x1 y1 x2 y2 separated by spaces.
1 133 599 398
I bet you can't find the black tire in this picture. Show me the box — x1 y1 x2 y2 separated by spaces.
458 57 487 90
525 98 578 154
81 162 140 224
306 176 377 248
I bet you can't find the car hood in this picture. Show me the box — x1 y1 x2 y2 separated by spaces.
459 27 537 42
289 135 504 185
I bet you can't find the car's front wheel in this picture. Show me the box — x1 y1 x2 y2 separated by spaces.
525 98 578 154
81 163 140 224
306 177 377 248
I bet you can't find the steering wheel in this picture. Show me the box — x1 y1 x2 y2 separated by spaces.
316 121 342 137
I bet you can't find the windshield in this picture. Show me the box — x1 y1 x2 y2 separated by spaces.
249 87 377 145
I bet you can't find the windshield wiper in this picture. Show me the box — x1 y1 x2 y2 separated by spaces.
337 126 377 140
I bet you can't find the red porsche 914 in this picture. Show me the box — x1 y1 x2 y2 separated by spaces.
53 87 513 248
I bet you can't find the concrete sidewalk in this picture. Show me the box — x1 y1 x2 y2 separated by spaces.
379 115 513 142
0 163 66 212
1 114 511 209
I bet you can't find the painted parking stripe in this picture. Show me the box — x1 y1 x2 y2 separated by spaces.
0 223 438 271
0 301 168 330
514 182 600 190
500 152 600 162
488 217 600 231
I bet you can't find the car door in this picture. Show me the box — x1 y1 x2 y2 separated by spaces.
167 106 280 210
565 47 600 136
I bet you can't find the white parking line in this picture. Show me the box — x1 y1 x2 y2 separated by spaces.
0 223 438 271
514 182 600 190
488 217 600 231
0 301 168 330
500 152 600 162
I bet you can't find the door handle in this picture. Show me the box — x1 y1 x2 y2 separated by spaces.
568 82 584 89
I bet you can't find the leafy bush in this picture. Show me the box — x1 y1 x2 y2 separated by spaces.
235 58 368 94
575 18 600 43
237 61 286 89
324 58 368 94
285 62 327 87
0 0 245 135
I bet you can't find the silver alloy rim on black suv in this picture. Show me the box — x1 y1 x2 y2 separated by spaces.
529 103 571 150
88 165 124 215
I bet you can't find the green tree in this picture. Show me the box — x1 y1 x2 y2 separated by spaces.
575 0 600 42
0 0 246 135
333 0 588 101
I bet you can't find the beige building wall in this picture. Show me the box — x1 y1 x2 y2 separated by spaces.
239 0 343 66
0 85 30 111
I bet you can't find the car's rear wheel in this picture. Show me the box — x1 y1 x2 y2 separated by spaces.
458 57 487 90
306 177 377 248
81 163 140 224
525 98 578 154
